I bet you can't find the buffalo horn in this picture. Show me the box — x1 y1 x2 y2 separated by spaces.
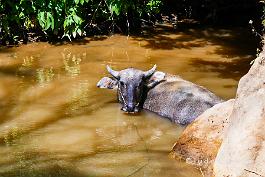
144 64 157 78
106 65 119 79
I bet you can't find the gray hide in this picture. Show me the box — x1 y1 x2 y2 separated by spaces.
143 72 223 124
97 68 223 125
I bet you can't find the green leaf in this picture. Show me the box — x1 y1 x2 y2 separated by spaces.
77 28 82 36
72 31 77 38
46 12 52 30
69 17 74 24
64 19 68 28
73 15 81 24
110 4 121 15
37 11 54 31
74 0 79 4
45 18 51 30
19 12 25 19
50 14 54 30
37 11 45 29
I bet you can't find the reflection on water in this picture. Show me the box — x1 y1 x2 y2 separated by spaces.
0 25 256 177
36 67 55 85
68 81 90 114
22 56 34 67
62 48 85 77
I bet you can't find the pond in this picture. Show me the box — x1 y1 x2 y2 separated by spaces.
0 25 256 177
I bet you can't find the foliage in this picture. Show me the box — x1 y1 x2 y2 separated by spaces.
0 0 162 44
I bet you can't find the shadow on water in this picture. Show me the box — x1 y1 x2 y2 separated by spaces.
0 90 114 145
50 36 109 46
0 47 15 54
190 57 253 80
0 147 193 177
132 24 257 58
0 150 106 177
1 165 91 177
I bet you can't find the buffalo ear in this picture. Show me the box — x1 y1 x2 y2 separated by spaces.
97 77 118 89
146 71 166 88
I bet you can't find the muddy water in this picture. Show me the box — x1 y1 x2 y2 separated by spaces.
0 26 256 177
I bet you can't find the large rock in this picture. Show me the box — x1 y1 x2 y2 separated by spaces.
171 45 265 177
170 99 234 176
213 48 265 177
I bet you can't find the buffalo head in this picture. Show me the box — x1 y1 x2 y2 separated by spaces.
97 65 165 113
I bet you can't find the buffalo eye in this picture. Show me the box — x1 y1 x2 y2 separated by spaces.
119 81 126 88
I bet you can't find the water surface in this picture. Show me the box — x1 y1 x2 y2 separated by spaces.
0 25 256 177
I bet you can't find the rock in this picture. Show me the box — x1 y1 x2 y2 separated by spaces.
170 99 234 176
213 48 265 177
171 44 265 177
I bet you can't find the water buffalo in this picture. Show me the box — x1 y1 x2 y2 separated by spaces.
97 65 223 125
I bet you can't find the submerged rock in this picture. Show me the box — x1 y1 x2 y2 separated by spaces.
170 99 234 176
